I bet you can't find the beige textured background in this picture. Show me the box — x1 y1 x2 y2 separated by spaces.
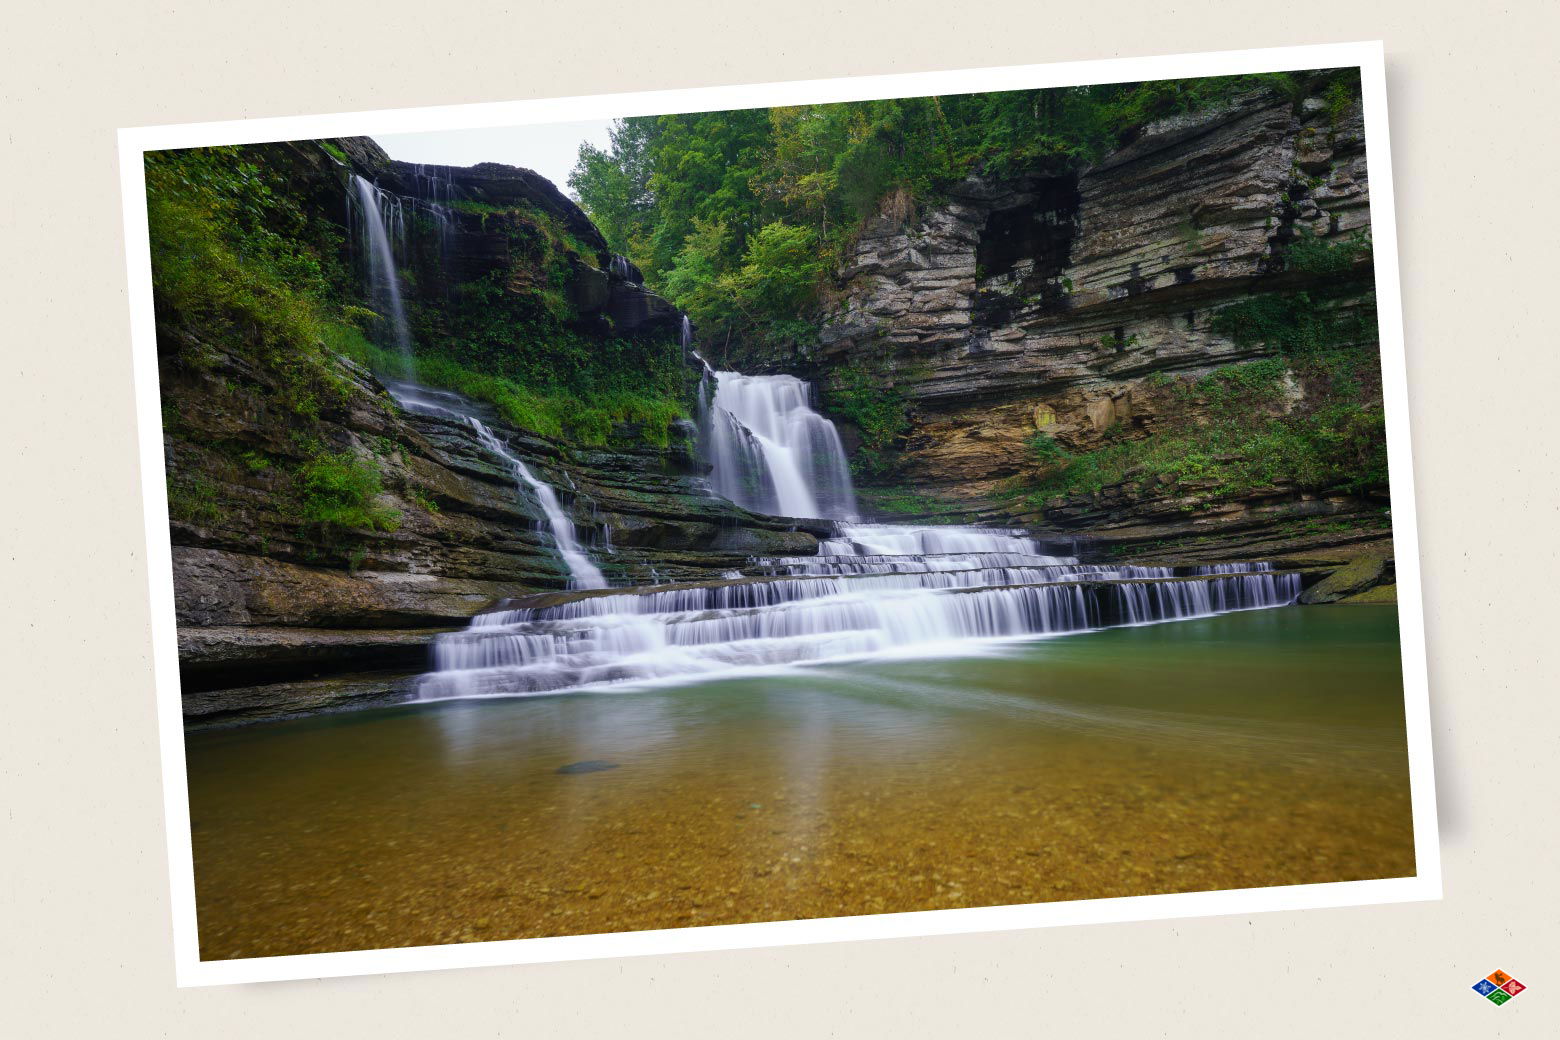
3 1 1556 1035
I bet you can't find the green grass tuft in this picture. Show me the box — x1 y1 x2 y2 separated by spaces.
291 450 401 534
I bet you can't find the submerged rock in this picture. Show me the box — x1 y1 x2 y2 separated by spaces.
556 760 620 775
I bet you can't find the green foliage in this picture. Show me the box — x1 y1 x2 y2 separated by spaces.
1027 354 1387 502
856 486 974 524
407 487 440 514
1029 432 1068 467
1098 331 1140 353
1324 79 1355 125
167 475 222 526
825 364 909 477
292 449 402 534
570 68 1363 339
335 331 686 447
144 146 352 417
239 450 271 473
1284 229 1372 277
1210 291 1378 356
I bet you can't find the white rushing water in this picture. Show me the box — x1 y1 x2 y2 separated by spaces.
386 382 606 590
399 288 1298 703
349 175 413 361
418 523 1301 701
463 418 606 590
351 172 603 591
697 367 858 521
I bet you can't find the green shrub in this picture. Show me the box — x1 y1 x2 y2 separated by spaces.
292 450 401 534
168 476 222 526
239 450 271 472
1029 432 1069 467
1323 79 1355 125
1284 229 1372 277
1027 355 1387 502
825 364 909 477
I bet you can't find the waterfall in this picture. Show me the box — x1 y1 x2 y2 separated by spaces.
698 371 858 520
681 314 855 520
409 163 456 275
349 175 413 363
417 523 1301 701
385 382 606 590
462 418 607 590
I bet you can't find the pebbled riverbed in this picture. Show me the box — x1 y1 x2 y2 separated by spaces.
186 605 1413 959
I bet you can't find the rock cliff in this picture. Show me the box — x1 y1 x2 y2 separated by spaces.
160 140 824 725
717 90 1389 562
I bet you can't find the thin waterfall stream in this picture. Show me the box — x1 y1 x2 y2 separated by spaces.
349 175 414 364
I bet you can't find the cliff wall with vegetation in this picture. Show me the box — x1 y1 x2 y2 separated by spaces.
149 139 823 724
573 71 1392 564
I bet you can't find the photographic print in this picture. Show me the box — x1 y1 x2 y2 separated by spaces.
122 43 1437 984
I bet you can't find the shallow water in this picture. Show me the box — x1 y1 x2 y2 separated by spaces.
186 605 1413 959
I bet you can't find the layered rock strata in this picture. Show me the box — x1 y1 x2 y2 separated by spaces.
720 90 1385 557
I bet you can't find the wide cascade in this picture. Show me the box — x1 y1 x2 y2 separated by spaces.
697 365 857 520
421 336 1303 701
417 522 1301 700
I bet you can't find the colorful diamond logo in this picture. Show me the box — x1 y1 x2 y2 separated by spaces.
1473 969 1525 1005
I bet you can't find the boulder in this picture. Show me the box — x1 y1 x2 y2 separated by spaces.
1299 556 1390 604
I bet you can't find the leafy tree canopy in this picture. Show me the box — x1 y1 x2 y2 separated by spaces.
569 69 1359 338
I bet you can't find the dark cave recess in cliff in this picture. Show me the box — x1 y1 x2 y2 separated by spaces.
974 174 1082 287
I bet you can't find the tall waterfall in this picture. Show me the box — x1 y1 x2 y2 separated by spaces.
353 171 603 590
386 382 606 590
349 175 413 362
418 524 1301 701
698 370 858 520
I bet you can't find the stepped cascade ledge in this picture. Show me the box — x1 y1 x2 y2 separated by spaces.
409 316 1307 700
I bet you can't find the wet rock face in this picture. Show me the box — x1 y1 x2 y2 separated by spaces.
331 136 680 339
742 91 1375 505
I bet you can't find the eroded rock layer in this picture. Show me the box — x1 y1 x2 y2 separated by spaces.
718 90 1386 557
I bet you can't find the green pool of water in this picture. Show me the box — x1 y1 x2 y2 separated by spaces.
186 605 1414 959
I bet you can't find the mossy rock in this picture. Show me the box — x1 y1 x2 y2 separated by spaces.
1337 583 1397 605
1299 555 1388 604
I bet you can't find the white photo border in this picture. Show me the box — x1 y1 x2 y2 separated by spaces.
118 39 1439 988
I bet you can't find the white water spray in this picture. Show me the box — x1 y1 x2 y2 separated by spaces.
418 523 1300 700
386 382 605 590
463 419 607 590
350 175 413 362
698 371 858 520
